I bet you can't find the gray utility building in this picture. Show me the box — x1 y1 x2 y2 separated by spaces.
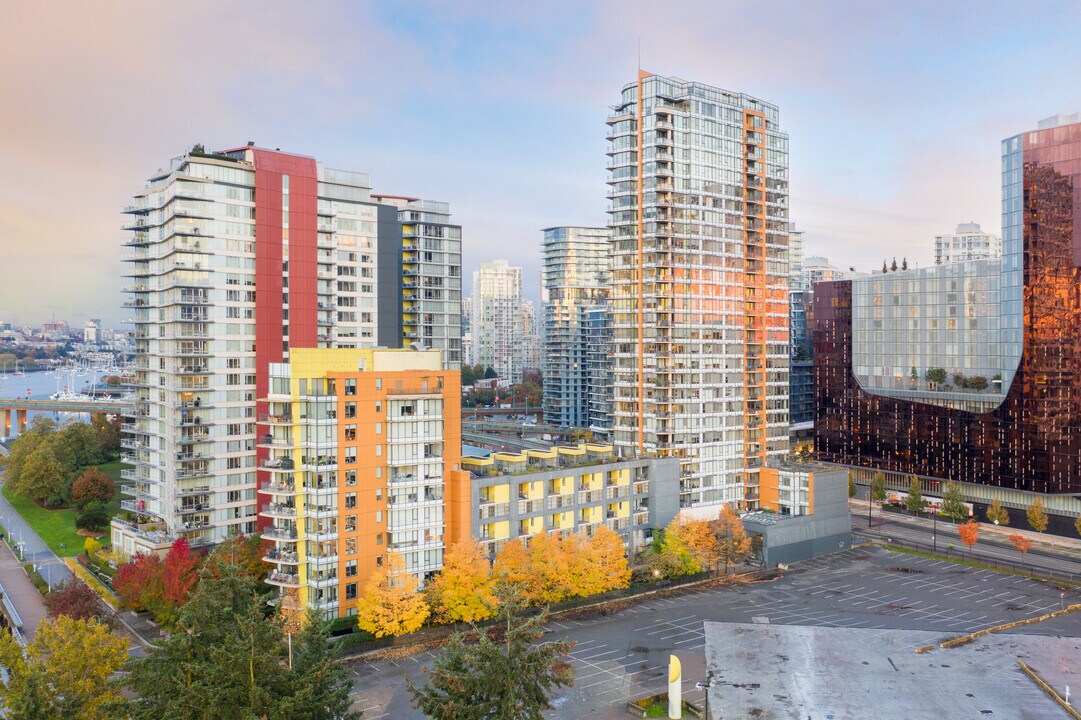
742 461 852 567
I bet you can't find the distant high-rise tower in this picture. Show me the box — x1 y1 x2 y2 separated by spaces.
471 260 523 383
520 300 542 372
541 226 611 427
934 222 1001 265
606 74 790 512
787 226 813 426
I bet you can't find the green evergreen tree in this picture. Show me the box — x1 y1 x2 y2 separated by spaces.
124 558 288 719
890 257 898 272
278 610 362 720
408 596 573 720
904 476 926 514
848 476 857 498
940 482 968 523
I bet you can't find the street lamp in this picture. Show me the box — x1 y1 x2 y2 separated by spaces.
932 506 938 554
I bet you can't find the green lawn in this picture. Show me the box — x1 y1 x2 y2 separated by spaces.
1 459 130 558
2 484 84 557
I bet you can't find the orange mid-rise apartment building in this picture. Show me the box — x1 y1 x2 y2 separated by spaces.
258 348 469 618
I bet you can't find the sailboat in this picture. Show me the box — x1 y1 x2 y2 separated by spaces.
0 360 8 381
12 360 24 377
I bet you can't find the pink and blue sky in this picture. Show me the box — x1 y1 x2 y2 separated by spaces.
3 1 1081 325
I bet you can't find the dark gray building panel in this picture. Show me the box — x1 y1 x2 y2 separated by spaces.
376 203 403 348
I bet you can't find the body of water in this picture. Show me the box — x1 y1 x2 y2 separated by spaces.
0 370 115 429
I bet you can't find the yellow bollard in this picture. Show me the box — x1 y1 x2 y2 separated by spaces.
668 654 682 719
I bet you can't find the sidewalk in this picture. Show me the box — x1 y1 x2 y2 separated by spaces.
0 539 47 643
0 479 73 589
849 498 1081 557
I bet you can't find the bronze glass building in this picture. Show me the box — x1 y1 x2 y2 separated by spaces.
813 116 1081 521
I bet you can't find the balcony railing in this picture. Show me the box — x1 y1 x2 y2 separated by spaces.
261 527 298 542
264 550 300 565
266 571 301 588
260 503 297 518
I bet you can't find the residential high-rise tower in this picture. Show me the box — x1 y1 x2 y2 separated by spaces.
470 259 523 383
540 226 611 427
114 145 461 555
606 74 790 512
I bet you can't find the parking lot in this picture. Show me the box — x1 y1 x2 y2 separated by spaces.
348 546 1081 718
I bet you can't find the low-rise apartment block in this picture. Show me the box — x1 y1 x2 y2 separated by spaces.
464 444 680 557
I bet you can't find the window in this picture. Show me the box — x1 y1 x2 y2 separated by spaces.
375 510 382 523
345 538 357 555
375 401 381 413
344 379 356 396
344 449 356 464
345 493 357 510
375 488 382 501
376 532 383 546
345 583 357 600
375 422 382 435
376 554 383 567
345 470 357 486
344 424 356 441
345 515 357 532
345 560 357 577
344 402 356 419
375 379 382 390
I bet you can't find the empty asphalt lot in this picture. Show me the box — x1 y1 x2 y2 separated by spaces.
348 546 1081 718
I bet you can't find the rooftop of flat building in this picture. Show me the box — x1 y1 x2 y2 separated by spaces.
1038 112 1081 130
765 457 844 474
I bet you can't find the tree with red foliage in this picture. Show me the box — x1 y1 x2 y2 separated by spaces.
44 578 114 626
958 520 979 549
162 538 199 606
206 532 270 583
70 468 115 508
114 552 165 612
1009 534 1033 561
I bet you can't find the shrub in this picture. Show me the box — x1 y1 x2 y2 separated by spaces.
76 501 109 531
23 563 50 595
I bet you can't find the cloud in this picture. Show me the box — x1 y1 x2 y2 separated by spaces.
0 1 429 325
4 0 1081 326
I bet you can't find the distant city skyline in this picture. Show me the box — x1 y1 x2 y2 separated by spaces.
4 2 1081 325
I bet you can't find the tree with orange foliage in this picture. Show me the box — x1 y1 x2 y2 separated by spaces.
493 537 532 593
525 532 572 604
426 539 498 624
664 514 720 575
958 519 979 549
355 552 430 638
571 525 631 596
1009 533 1033 561
711 506 752 573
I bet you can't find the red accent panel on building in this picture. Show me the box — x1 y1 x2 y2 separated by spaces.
251 148 319 531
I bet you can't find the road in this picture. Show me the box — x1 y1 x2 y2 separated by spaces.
0 477 73 590
853 506 1081 579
